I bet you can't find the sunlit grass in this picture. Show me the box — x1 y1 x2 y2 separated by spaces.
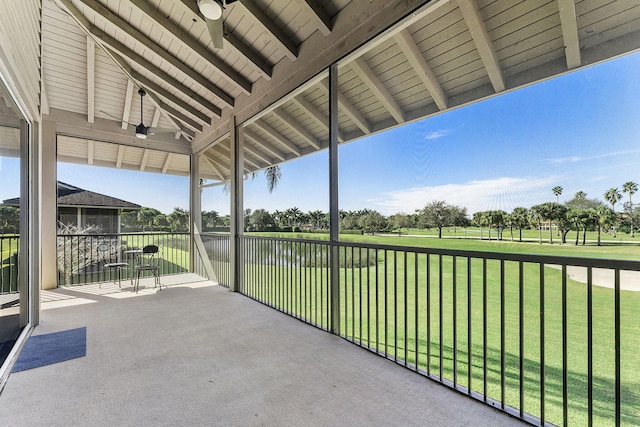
241 232 640 426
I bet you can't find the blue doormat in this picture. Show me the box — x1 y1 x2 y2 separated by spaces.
12 327 86 372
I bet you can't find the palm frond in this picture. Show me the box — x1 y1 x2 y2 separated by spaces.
265 165 282 193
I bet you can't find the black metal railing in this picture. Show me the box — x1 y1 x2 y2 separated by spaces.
56 232 189 286
239 235 640 427
0 235 19 295
241 236 331 329
197 233 230 288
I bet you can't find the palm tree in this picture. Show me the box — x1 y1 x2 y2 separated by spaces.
285 207 302 228
510 207 529 242
264 165 282 193
622 181 638 237
529 204 545 244
592 205 614 246
604 187 622 237
552 186 563 203
137 207 160 232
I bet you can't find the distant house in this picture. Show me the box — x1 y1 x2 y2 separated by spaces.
3 182 141 233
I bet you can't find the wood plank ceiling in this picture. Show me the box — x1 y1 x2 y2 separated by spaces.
40 0 640 180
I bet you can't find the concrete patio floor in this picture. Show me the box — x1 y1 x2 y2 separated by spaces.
0 274 522 426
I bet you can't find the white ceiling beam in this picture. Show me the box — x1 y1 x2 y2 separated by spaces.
558 0 581 70
242 144 272 166
122 80 135 129
339 0 450 66
292 95 344 143
351 57 404 124
87 140 94 165
157 99 202 134
252 120 302 156
273 108 321 149
237 0 298 61
214 141 262 170
86 35 95 123
107 53 205 132
244 128 287 162
151 108 161 128
456 0 505 92
127 0 252 95
202 154 226 180
68 0 236 106
130 69 211 125
176 0 273 80
301 0 332 36
394 29 447 110
41 77 50 116
92 27 226 113
116 144 124 168
240 153 262 170
140 149 149 171
320 80 370 135
161 153 173 174
47 108 192 155
54 0 195 140
204 153 230 175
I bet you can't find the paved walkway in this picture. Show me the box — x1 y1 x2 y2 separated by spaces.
0 274 521 426
558 266 640 291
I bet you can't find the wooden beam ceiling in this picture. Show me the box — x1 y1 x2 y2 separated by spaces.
558 0 581 70
394 29 447 111
237 0 298 61
456 0 505 93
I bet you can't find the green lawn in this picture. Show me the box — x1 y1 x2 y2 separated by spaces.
240 232 640 426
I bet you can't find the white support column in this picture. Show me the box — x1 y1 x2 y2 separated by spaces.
229 117 244 292
189 153 201 273
328 65 340 334
40 120 58 290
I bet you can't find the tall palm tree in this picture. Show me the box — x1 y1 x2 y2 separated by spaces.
604 187 622 237
622 181 638 237
552 186 563 203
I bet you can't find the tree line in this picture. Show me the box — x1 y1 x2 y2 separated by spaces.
240 182 639 246
3 182 637 245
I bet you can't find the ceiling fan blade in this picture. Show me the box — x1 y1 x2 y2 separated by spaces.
100 110 133 126
148 127 181 135
206 18 224 49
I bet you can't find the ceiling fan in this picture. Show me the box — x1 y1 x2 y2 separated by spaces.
197 0 238 49
102 88 180 139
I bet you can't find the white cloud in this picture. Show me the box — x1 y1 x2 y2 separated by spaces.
424 130 450 140
368 176 559 215
547 149 640 164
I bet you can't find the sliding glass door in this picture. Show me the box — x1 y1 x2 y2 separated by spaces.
0 76 28 368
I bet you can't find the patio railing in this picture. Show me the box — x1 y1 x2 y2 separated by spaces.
1 235 19 296
57 232 189 286
195 233 230 288
239 235 640 427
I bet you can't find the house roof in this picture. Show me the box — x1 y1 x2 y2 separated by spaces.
3 181 141 210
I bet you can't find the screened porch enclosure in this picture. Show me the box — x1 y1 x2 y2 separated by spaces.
2 0 640 425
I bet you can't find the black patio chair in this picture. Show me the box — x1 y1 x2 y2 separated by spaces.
97 243 128 288
133 244 161 293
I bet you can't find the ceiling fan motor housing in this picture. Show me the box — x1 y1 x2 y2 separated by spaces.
199 0 223 20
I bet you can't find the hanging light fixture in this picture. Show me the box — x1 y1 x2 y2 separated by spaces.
198 0 223 20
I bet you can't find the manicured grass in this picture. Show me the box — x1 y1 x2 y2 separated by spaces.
240 233 640 426
253 230 640 260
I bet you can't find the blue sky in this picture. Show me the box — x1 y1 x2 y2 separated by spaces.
2 52 639 216
247 51 640 215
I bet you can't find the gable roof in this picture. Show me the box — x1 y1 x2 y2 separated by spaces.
3 182 141 210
